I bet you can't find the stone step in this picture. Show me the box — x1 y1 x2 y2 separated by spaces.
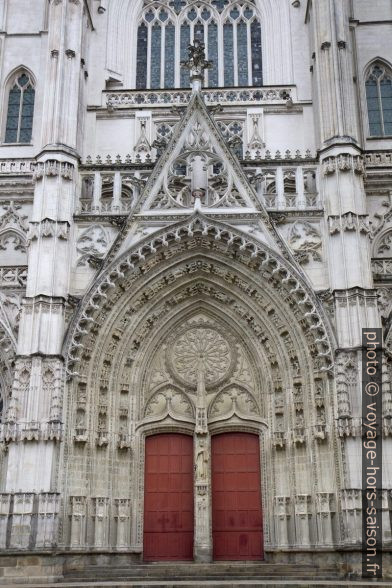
64 574 341 581
2 581 391 588
63 563 337 574
63 563 341 581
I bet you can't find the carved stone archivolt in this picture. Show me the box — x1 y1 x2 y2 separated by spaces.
60 216 338 551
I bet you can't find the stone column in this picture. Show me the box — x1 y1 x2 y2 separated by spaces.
194 366 212 562
3 0 91 552
194 434 211 562
308 0 381 544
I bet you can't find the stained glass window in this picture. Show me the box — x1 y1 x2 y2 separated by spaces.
223 23 234 87
5 72 35 143
135 0 263 89
366 64 392 136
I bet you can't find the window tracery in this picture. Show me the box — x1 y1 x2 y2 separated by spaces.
366 63 392 137
136 0 262 89
4 72 35 144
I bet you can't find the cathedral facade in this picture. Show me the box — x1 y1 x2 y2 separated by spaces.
0 0 391 582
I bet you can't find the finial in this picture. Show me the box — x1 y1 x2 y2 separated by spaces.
181 39 212 93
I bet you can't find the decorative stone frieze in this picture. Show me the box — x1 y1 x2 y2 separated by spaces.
106 86 294 109
27 219 70 243
0 421 62 443
328 212 370 235
323 154 365 176
33 160 74 182
337 417 362 438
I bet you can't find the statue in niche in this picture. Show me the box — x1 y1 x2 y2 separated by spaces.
195 439 208 480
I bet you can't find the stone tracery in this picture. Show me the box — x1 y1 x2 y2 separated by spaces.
60 216 337 552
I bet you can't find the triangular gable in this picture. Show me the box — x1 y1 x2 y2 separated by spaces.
133 92 264 214
103 92 298 265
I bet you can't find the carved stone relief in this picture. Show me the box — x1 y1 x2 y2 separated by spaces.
288 221 322 263
0 202 28 262
76 224 109 266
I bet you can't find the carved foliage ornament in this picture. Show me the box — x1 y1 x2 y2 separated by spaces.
288 221 322 263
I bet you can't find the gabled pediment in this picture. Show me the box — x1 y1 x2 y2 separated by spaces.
104 92 299 265
134 92 263 214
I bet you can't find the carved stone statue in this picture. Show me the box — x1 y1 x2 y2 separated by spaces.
181 40 212 91
195 440 208 480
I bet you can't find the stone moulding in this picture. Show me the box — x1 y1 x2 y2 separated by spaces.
64 213 335 377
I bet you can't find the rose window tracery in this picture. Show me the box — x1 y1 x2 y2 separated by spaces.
167 324 235 389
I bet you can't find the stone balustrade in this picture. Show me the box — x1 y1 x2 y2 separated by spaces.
76 163 321 215
105 85 295 109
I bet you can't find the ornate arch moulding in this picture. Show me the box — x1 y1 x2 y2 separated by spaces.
64 214 335 376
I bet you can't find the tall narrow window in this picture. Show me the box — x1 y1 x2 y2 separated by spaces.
223 22 234 86
366 63 392 137
135 0 263 89
5 72 35 143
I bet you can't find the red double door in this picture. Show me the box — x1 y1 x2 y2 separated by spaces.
143 432 263 561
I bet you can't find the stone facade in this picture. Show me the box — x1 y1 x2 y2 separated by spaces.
0 0 391 582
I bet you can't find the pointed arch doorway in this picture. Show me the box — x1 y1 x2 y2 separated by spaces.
211 432 264 560
143 433 194 561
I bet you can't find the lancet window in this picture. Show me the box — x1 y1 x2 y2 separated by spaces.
136 0 263 89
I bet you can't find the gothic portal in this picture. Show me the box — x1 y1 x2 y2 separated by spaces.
0 0 391 582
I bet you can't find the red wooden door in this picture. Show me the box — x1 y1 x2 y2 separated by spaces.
144 433 194 561
212 432 264 560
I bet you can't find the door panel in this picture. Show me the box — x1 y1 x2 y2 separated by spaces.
212 432 264 560
144 433 194 561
